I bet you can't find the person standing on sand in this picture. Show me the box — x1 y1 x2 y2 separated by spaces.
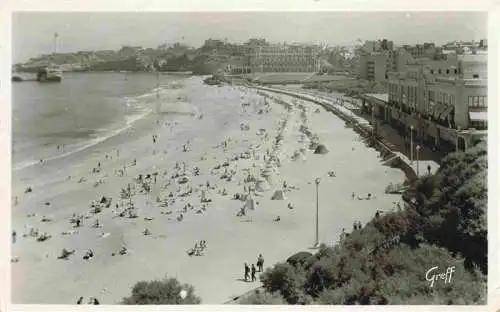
244 263 250 281
257 254 264 272
12 230 16 244
251 264 257 282
76 296 83 304
427 164 431 175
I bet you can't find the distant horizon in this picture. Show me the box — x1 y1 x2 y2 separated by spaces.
13 12 487 63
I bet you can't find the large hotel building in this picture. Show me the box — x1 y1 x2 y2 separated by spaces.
229 44 321 73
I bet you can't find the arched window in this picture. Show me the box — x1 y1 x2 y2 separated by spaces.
438 69 442 74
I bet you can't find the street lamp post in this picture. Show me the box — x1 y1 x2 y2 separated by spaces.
314 177 321 248
410 125 414 164
371 105 375 138
416 145 421 176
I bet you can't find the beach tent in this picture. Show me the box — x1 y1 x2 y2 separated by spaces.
271 189 286 200
255 178 270 192
261 168 277 185
314 144 329 155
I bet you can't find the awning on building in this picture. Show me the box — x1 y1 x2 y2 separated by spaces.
469 111 488 122
439 105 454 120
438 104 449 118
432 104 444 119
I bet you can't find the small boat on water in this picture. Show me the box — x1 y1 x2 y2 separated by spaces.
37 66 62 82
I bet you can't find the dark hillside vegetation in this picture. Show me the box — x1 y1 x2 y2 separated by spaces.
244 142 487 305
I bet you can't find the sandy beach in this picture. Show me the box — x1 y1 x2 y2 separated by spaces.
11 76 405 304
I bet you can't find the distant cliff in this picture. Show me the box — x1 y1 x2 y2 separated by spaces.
91 57 146 72
16 45 229 75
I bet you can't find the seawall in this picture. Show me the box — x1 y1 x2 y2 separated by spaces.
252 86 418 182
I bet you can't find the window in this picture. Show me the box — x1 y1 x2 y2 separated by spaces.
454 69 458 74
430 69 434 74
468 96 487 107
473 74 479 79
446 69 449 74
438 69 442 74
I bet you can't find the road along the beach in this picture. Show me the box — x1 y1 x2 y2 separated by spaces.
11 77 405 304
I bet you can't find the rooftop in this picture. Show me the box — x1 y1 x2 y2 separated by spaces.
458 54 488 63
365 93 389 103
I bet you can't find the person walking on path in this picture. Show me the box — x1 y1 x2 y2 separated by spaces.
251 264 257 282
244 263 250 282
427 164 431 175
257 254 264 272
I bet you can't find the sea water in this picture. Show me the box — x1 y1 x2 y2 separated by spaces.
12 72 189 171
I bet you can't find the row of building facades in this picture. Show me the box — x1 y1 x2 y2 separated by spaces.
357 39 487 152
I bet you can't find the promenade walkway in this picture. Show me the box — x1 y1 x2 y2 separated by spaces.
254 85 440 177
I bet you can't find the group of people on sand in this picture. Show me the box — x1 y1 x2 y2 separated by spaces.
187 240 207 256
352 220 363 231
351 192 375 201
243 254 265 282
77 296 99 305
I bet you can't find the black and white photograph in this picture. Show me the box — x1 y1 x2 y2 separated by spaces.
2 4 496 308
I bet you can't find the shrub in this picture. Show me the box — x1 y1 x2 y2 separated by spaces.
403 142 487 272
287 251 313 268
255 143 487 305
260 262 307 304
238 289 287 305
121 275 201 304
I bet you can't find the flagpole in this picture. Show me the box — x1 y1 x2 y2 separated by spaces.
54 32 59 54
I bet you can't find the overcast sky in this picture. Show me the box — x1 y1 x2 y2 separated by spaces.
13 11 487 62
